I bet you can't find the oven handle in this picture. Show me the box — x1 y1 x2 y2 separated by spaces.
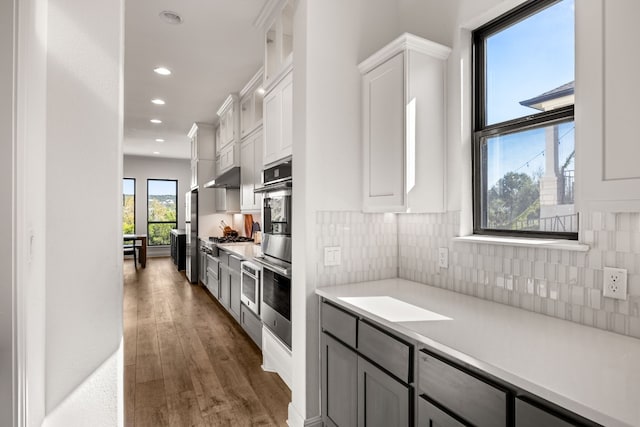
252 257 291 277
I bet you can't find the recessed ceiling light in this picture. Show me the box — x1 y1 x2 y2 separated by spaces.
154 67 171 76
155 138 165 142
153 151 160 155
150 119 162 124
257 88 265 95
159 10 183 25
151 98 165 105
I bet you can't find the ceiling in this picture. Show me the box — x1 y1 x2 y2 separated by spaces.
123 0 266 159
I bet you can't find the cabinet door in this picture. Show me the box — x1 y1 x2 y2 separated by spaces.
219 143 236 174
515 398 574 427
280 73 293 159
240 137 256 210
219 264 230 308
362 53 405 212
576 0 640 211
358 356 410 427
263 84 282 166
229 260 241 321
418 397 465 427
321 333 358 427
240 96 251 138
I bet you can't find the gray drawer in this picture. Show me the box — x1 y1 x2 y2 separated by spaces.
321 301 357 348
515 398 574 427
418 351 507 427
206 271 219 298
240 303 262 349
358 320 411 383
229 254 242 272
418 396 465 427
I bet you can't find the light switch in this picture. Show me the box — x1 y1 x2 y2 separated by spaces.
324 246 342 266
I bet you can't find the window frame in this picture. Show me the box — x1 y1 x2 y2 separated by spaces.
123 177 136 234
472 0 577 240
146 178 178 246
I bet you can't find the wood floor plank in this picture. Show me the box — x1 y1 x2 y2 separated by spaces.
124 257 290 427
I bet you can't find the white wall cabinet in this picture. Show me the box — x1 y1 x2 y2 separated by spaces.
240 68 264 139
263 70 292 167
241 130 264 212
216 94 239 156
264 1 293 91
359 33 451 213
576 0 640 212
188 123 215 190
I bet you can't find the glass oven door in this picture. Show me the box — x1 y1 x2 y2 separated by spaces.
262 268 290 321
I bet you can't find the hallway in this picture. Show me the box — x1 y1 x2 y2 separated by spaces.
124 257 290 426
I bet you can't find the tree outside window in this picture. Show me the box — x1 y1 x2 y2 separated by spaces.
147 179 177 246
123 178 135 234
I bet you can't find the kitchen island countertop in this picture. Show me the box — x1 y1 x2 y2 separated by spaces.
316 278 640 427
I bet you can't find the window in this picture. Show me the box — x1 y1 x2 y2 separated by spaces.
123 178 135 234
147 179 177 246
473 0 577 239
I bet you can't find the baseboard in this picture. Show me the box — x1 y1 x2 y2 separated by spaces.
287 403 322 427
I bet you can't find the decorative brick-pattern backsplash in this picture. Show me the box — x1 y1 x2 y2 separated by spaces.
315 211 398 286
315 210 640 339
398 211 640 339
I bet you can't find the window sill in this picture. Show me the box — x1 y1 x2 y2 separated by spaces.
452 235 589 252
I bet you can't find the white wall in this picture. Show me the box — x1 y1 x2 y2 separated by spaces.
123 155 190 254
43 0 124 423
0 0 15 424
291 0 402 423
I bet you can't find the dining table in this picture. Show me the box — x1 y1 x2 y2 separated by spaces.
123 234 147 268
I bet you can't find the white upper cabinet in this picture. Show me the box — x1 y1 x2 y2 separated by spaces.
216 95 241 176
216 94 240 155
240 130 264 212
359 33 451 213
264 1 293 91
240 68 265 139
263 70 293 167
576 0 640 212
188 122 215 189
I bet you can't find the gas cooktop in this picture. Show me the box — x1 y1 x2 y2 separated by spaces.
209 236 254 244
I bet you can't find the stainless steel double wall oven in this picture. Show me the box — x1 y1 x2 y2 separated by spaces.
253 160 292 348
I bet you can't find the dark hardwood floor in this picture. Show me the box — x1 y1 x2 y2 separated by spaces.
124 256 291 426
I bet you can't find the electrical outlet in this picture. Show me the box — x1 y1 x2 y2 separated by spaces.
438 247 449 269
603 267 627 300
324 246 341 267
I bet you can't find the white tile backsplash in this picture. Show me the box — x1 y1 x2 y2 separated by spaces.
316 210 640 339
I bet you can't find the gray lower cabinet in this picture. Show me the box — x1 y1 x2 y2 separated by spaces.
321 333 358 427
219 262 231 308
515 398 574 427
358 356 410 427
229 255 242 321
321 301 412 427
200 249 208 287
418 396 465 427
240 303 262 349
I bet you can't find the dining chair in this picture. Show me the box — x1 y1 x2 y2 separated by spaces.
124 238 138 270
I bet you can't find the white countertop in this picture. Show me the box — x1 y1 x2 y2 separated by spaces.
216 242 263 260
316 279 640 427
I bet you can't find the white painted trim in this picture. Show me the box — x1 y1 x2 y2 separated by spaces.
263 59 293 95
253 0 283 29
216 94 239 117
239 67 264 99
286 404 322 427
453 235 589 252
357 33 451 74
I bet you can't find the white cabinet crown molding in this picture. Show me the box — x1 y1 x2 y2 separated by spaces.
239 67 265 99
358 32 451 74
253 0 285 29
216 94 239 117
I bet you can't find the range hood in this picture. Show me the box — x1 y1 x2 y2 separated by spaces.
203 167 240 189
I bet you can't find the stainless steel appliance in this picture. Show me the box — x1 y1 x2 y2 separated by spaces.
185 189 198 283
254 160 292 348
240 261 261 315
